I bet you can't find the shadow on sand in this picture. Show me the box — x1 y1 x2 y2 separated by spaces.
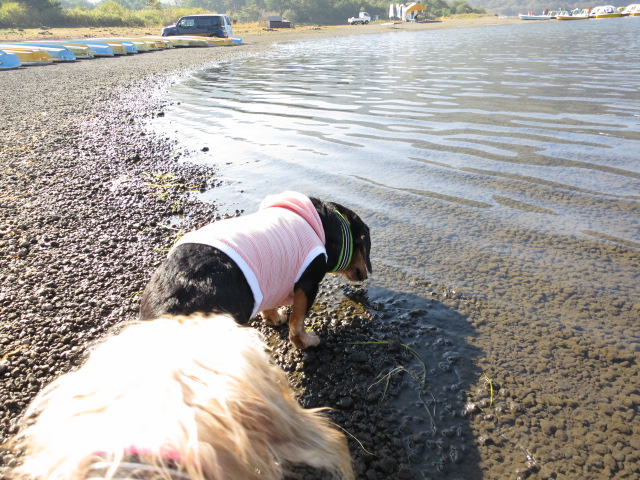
259 281 484 480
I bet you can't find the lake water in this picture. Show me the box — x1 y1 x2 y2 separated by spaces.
153 18 640 479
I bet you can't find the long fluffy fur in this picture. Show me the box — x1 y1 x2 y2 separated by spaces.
8 315 354 480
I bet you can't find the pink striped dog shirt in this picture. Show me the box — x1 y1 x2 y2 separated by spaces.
171 192 327 318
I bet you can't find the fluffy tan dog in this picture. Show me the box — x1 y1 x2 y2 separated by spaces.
8 315 354 480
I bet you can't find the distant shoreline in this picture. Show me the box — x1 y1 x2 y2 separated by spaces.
0 16 525 44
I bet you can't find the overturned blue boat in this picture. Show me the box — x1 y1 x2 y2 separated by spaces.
60 41 116 57
0 49 21 69
3 43 76 62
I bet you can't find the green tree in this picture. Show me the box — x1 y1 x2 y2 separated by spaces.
103 0 149 10
95 0 127 14
22 0 61 8
264 0 293 15
450 0 482 13
423 0 450 16
237 0 262 20
182 0 227 12
60 0 95 8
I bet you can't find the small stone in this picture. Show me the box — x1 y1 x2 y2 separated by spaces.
338 396 354 408
377 456 398 474
540 419 557 436
349 351 368 363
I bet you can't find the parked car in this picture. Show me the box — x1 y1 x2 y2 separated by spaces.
348 12 371 24
162 14 233 38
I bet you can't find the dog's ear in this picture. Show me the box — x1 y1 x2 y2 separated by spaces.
354 225 372 274
334 204 372 274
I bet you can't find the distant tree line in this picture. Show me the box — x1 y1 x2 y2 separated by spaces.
0 0 485 28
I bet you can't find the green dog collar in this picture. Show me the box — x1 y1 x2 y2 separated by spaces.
330 210 353 272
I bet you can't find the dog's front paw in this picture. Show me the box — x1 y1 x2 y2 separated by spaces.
290 331 321 349
261 307 289 326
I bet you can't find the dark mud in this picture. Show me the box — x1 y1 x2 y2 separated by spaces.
1 31 640 480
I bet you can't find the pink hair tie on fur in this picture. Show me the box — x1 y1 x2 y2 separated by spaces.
92 446 183 463
123 445 183 463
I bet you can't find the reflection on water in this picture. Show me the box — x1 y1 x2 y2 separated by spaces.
153 18 640 480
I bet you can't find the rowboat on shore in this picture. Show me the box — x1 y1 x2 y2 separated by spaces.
26 41 95 59
142 35 207 47
137 37 175 49
589 5 624 17
201 37 234 46
166 35 233 46
92 38 162 52
0 31 243 72
57 41 115 57
207 37 234 46
86 38 141 54
127 39 158 51
0 45 53 65
78 41 128 55
0 49 21 69
2 43 76 62
148 35 210 47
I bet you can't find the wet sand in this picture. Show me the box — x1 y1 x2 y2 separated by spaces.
1 16 639 480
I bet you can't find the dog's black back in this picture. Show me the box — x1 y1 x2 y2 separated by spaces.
139 196 371 324
140 244 255 322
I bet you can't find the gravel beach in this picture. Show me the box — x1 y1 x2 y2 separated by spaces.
2 17 638 480
0 20 502 478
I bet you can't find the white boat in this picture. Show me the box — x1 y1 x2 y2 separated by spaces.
621 3 640 15
556 8 591 19
589 5 624 17
519 12 554 20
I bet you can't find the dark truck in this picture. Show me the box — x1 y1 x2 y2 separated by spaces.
162 14 233 38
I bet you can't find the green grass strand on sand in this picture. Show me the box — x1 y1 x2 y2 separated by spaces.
350 338 439 433
484 372 494 407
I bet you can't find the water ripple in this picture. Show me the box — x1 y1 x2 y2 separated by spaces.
154 19 640 350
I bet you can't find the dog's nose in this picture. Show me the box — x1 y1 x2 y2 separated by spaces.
353 268 367 282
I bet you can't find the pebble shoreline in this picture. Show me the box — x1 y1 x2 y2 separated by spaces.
3 18 637 480
0 23 497 478
0 42 251 466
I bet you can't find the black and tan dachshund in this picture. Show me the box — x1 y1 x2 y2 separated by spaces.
140 191 372 349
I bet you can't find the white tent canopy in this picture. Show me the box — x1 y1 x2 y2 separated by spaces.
390 2 426 21
402 2 426 21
